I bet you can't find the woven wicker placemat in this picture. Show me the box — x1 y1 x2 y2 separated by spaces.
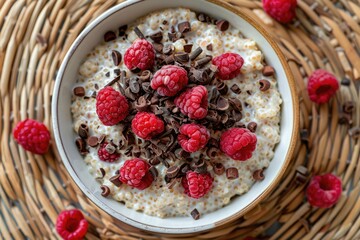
1 0 359 239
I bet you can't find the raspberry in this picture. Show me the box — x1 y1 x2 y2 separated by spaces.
174 85 208 120
124 39 155 71
262 0 297 24
97 142 120 162
306 173 342 208
181 171 213 199
151 65 188 96
220 128 257 161
119 158 154 190
56 209 88 240
131 112 164 139
212 53 244 80
178 124 210 153
13 119 50 154
307 69 339 104
96 86 129 126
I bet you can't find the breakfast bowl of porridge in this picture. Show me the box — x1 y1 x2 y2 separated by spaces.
52 0 299 234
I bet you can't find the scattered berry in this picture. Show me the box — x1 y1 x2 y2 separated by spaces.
56 209 88 240
131 112 164 139
182 171 213 199
124 39 155 71
178 123 210 153
96 86 129 126
306 173 342 208
307 69 339 104
212 53 244 80
151 65 188 96
262 0 297 24
13 119 50 154
174 85 208 120
98 142 120 162
119 158 154 190
220 128 257 161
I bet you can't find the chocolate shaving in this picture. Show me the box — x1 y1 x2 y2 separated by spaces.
104 31 116 42
349 127 360 139
213 163 225 175
184 44 193 53
153 43 163 53
189 68 209 84
150 31 163 43
114 68 121 76
105 75 121 87
259 79 271 91
217 82 228 95
216 20 229 31
338 112 352 125
105 72 110 77
343 101 354 113
73 86 85 97
91 91 97 98
119 25 127 36
166 178 177 189
139 70 152 82
206 147 218 158
86 136 98 148
189 47 203 60
163 43 174 55
164 55 175 64
75 138 87 155
166 166 180 179
226 168 239 179
78 124 88 139
341 78 351 86
178 21 191 33
216 97 229 111
230 84 241 94
96 168 106 180
109 174 122 187
125 87 137 100
168 31 180 42
262 66 275 76
111 50 122 66
194 56 212 68
142 82 152 93
207 138 219 148
98 134 106 144
253 169 265 181
228 97 243 112
130 67 141 73
149 166 158 179
206 44 213 51
295 166 309 184
129 77 140 94
105 143 116 154
247 122 257 133
100 185 110 197
134 26 145 39
135 96 150 111
221 114 229 124
174 52 189 63
149 158 160 165
191 208 200 220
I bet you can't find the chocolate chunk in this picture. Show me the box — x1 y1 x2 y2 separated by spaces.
73 86 85 97
295 166 309 184
153 43 163 53
105 72 110 78
134 26 145 39
162 20 168 25
114 68 121 76
247 122 257 133
205 110 219 122
208 65 218 80
349 127 360 139
341 78 351 86
189 47 203 60
168 31 180 42
216 97 229 111
184 44 193 53
100 185 110 197
226 168 239 179
142 82 152 93
118 25 127 36
338 112 352 125
130 67 141 73
105 75 121 87
125 87 136 100
96 168 106 180
191 208 200 220
111 50 122 66
75 138 87 154
216 20 229 31
197 13 208 22
178 21 191 33
206 147 218 158
149 166 158 179
91 91 97 98
174 52 189 63
194 56 212 68
262 66 275 76
129 77 140 94
253 169 265 181
164 55 175 64
300 129 309 143
259 79 271 91
230 84 241 94
217 82 228 95
343 101 354 113
139 70 152 82
166 166 180 179
78 123 88 139
149 157 160 165
109 174 122 187
150 31 163 43
135 96 149 111
206 44 213 51
228 97 242 112
104 31 116 42
213 163 225 175
163 43 174 55
189 68 209 84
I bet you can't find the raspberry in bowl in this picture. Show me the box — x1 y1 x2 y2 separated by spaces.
52 0 299 234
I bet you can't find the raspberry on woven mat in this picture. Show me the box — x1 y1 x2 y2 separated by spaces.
119 158 154 190
182 171 213 199
151 65 188 96
262 0 297 24
307 69 339 104
56 209 88 240
96 86 129 126
220 128 257 161
124 38 155 71
212 52 244 80
306 173 342 208
98 142 120 162
13 119 50 154
131 112 164 139
174 85 208 120
178 123 210 153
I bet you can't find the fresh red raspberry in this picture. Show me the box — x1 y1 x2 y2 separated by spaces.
151 65 188 96
96 86 129 126
97 142 120 162
178 124 210 153
131 112 164 139
307 69 339 104
181 171 213 199
220 128 257 161
306 173 342 208
124 39 155 71
174 86 208 120
56 209 88 240
119 158 154 190
13 119 50 154
212 53 244 80
262 0 297 24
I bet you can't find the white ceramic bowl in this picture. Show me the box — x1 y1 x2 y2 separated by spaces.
52 0 299 234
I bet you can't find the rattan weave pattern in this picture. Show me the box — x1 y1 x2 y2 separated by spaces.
0 0 359 239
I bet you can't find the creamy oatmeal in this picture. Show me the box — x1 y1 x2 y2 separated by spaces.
71 8 282 218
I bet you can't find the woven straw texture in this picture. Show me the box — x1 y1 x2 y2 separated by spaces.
1 0 360 239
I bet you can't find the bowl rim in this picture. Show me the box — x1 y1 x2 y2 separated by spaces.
52 0 299 234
